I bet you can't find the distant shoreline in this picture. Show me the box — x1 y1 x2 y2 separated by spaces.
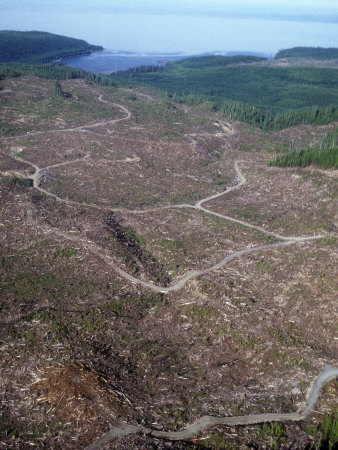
56 47 103 64
61 50 187 73
61 49 272 73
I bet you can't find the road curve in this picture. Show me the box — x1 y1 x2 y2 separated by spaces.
86 365 338 448
193 162 324 241
195 161 246 208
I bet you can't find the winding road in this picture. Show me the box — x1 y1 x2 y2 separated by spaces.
7 154 326 295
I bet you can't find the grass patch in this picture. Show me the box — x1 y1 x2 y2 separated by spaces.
318 236 337 246
308 409 338 450
53 247 77 258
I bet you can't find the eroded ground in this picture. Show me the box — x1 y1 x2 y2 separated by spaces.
0 75 337 449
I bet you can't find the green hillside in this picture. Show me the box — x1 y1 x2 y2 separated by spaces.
275 46 338 60
0 30 103 64
111 55 338 129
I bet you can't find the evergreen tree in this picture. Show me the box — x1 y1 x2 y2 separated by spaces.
54 81 62 97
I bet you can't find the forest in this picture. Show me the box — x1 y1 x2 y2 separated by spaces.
275 46 338 60
110 55 338 130
0 31 102 64
269 127 338 169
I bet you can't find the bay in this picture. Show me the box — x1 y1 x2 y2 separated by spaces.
62 51 190 73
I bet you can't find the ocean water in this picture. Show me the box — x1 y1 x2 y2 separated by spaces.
62 51 191 73
62 50 273 73
1 5 337 72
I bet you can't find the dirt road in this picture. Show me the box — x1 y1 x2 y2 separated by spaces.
86 365 338 447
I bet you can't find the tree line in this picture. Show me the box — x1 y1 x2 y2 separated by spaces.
269 127 338 168
275 47 338 60
0 62 116 86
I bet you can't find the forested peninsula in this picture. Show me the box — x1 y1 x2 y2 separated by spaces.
0 31 102 64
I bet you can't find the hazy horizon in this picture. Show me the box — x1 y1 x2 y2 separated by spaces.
0 1 337 54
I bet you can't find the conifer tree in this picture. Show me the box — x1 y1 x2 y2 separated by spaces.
54 81 62 97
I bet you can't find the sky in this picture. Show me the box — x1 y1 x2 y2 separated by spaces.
1 1 338 9
0 1 337 54
1 1 338 16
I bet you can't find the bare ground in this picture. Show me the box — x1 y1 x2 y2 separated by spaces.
0 75 337 449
